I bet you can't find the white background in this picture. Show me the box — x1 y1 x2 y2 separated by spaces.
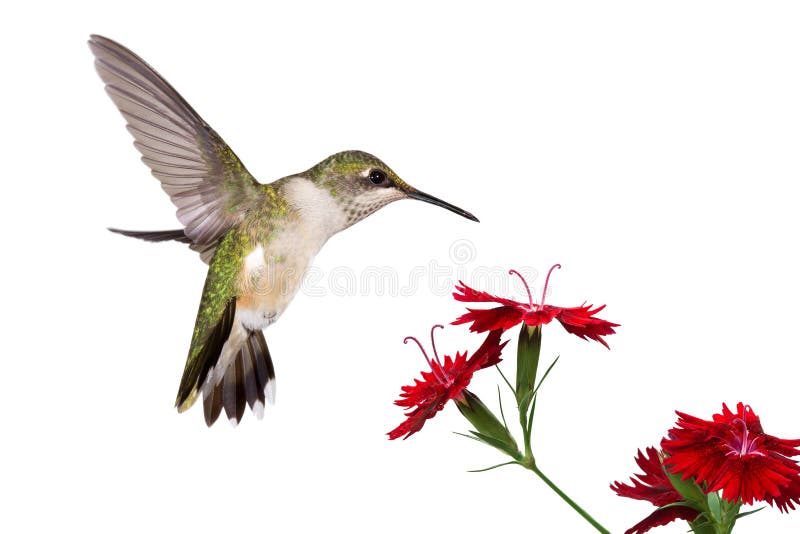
2 2 800 533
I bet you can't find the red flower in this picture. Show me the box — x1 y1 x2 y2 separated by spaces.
662 402 800 510
388 327 507 440
452 264 619 348
611 447 701 534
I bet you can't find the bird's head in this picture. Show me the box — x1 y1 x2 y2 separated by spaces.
304 150 478 228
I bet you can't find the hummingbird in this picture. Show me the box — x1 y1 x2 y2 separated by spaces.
88 35 478 426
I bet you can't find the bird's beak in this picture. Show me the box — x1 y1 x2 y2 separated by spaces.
407 189 479 222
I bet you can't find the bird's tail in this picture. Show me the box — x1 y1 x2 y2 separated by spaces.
108 227 191 243
201 329 276 427
108 227 218 263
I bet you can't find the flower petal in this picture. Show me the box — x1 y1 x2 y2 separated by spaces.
623 506 700 534
470 329 507 370
521 307 559 327
611 447 683 507
388 373 450 440
387 399 445 440
764 477 800 512
453 281 523 307
551 304 619 348
452 305 524 333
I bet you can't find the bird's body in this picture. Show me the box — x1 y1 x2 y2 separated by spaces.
89 35 477 426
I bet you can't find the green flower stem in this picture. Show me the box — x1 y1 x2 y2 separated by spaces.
523 460 611 534
520 401 533 459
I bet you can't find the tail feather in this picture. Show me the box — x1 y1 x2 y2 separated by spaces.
203 381 224 426
251 329 276 404
202 329 276 426
108 227 191 243
109 227 218 263
240 334 259 410
235 357 247 422
222 358 246 424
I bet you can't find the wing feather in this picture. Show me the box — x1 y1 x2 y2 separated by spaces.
89 34 261 250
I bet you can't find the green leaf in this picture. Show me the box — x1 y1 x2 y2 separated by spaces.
468 430 523 460
733 506 764 520
687 514 717 534
456 390 521 458
516 325 541 414
720 499 741 532
467 460 520 473
452 431 483 443
665 469 707 506
532 355 560 397
526 396 536 440
706 492 721 523
517 388 536 418
495 365 515 396
655 500 696 511
496 386 510 431
523 356 560 436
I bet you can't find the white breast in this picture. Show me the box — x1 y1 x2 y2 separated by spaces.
237 178 347 330
281 177 349 239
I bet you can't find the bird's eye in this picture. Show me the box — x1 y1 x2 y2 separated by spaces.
369 169 387 185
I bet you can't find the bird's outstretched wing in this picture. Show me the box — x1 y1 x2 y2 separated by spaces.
89 34 261 250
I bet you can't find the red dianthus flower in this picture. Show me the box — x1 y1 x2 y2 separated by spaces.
452 264 618 348
662 402 800 511
388 327 507 440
